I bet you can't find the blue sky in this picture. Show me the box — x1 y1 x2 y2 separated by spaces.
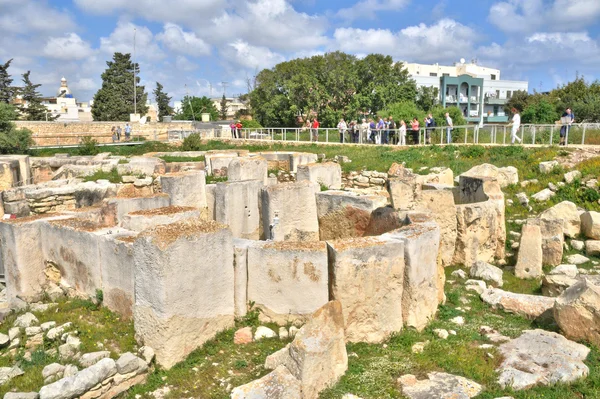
1 0 599 103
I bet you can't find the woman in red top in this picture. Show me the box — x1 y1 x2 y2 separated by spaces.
235 121 243 139
311 119 320 141
411 118 420 145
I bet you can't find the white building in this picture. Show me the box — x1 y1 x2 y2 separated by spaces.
211 97 247 120
41 77 92 122
403 61 529 123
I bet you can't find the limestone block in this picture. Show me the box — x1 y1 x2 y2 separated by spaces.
586 240 600 256
0 155 31 186
539 160 559 174
415 167 454 186
460 163 518 188
316 191 387 240
0 161 17 191
399 372 482 399
214 180 263 240
469 261 503 287
297 162 342 190
205 183 216 221
527 218 564 266
539 201 580 238
581 211 600 240
205 154 238 176
231 365 301 399
261 181 319 242
103 194 170 225
387 172 420 210
160 171 206 209
382 220 440 331
227 157 268 185
38 358 117 399
133 219 234 369
481 288 555 320
264 301 348 399
233 239 252 318
554 278 600 347
117 156 165 176
121 206 200 232
327 236 405 343
0 215 71 306
98 232 137 319
247 241 328 324
542 274 580 297
515 225 543 279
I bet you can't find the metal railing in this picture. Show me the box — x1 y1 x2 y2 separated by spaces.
226 123 600 146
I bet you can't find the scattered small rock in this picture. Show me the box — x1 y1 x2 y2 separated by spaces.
254 326 277 341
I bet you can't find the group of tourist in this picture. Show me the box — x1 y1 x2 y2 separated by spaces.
230 121 244 139
330 113 455 145
111 123 132 142
509 107 574 145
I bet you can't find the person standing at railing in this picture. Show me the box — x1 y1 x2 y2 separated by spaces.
559 108 575 146
376 116 384 144
124 123 132 141
236 120 243 139
337 118 347 143
111 126 117 143
425 113 435 145
508 108 521 144
388 116 396 144
369 118 376 143
360 118 369 144
445 112 453 144
116 125 122 141
411 118 420 145
349 120 359 143
398 120 407 146
311 118 320 141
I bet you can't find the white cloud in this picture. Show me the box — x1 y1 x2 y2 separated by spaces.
99 21 164 61
337 0 411 21
0 0 76 34
157 23 210 56
175 55 198 72
489 0 600 33
333 19 477 64
43 33 94 60
221 40 286 70
70 78 97 91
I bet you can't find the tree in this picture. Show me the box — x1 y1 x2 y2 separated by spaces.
18 71 56 121
415 86 439 112
521 98 559 124
172 96 218 121
153 82 173 121
92 53 148 121
0 103 34 154
504 90 529 114
0 59 13 104
219 95 229 120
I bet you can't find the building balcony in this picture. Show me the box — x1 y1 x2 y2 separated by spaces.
484 115 509 123
485 97 508 105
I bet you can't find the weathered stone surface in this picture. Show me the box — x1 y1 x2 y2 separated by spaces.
465 279 487 295
263 301 348 399
567 254 590 265
527 218 564 266
4 393 39 399
255 326 277 340
564 170 582 184
581 211 600 240
247 241 328 324
160 171 207 209
79 351 110 368
138 346 155 365
38 358 117 399
460 163 518 188
554 278 600 347
497 329 590 390
116 352 148 375
261 181 319 242
0 333 8 348
230 365 302 399
481 288 555 320
316 191 386 241
14 313 38 328
531 188 555 202
469 261 503 287
214 180 263 240
586 240 600 256
297 162 342 190
46 322 72 341
234 327 253 345
539 201 581 238
398 372 482 399
328 236 404 343
515 224 543 279
42 363 65 381
133 219 234 369
0 366 24 385
382 220 440 331
227 157 268 185
550 264 579 278
121 207 200 233
542 274 580 297
539 160 559 174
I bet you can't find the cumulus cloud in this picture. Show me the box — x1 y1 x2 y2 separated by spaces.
221 40 286 70
174 55 198 72
0 0 76 34
157 23 210 56
337 0 411 21
43 33 94 60
99 21 164 61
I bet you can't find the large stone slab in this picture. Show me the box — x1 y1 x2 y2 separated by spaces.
527 218 564 266
327 236 404 343
460 163 518 188
398 372 483 399
261 181 319 242
231 365 301 399
160 171 207 209
316 191 387 240
382 219 441 331
233 239 252 318
103 194 171 225
297 162 342 190
214 180 263 240
515 224 543 279
121 206 200 232
481 288 555 320
133 219 234 369
554 278 600 348
539 201 581 238
581 211 600 240
227 157 268 185
264 301 348 399
39 358 117 399
497 329 590 390
247 241 328 324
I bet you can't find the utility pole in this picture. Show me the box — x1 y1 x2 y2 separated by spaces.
221 81 228 97
133 27 137 117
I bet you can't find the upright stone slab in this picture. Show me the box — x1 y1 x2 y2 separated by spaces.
214 180 263 240
227 157 268 185
160 171 206 210
515 224 543 279
261 181 319 242
233 239 252 318
327 236 405 343
133 219 234 369
581 211 600 240
316 191 387 240
382 219 441 331
103 194 171 225
297 162 342 190
527 218 564 266
540 201 580 238
247 241 328 324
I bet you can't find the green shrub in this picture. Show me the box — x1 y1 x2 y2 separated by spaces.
181 133 203 151
241 119 262 129
78 136 100 156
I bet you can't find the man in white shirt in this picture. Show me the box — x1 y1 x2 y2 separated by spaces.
510 108 521 144
445 112 453 144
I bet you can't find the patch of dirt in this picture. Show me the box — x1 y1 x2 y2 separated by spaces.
140 218 226 248
115 235 137 243
50 218 107 232
263 240 326 251
128 206 196 216
556 147 600 169
1 213 64 224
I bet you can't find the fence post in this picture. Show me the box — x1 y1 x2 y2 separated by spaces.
464 127 467 144
532 126 536 145
582 125 586 145
565 125 570 147
550 126 554 145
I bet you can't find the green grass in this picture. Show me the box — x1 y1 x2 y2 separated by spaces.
159 155 205 163
0 300 136 396
30 141 175 158
81 167 121 183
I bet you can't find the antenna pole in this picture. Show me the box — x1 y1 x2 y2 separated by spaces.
133 28 137 117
